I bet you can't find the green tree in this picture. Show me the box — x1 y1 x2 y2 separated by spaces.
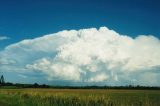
0 76 1 84
0 75 5 84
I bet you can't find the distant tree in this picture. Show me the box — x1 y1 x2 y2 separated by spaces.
0 76 1 84
0 75 5 85
1 75 5 84
42 84 50 88
5 82 13 86
33 83 39 88
128 85 132 88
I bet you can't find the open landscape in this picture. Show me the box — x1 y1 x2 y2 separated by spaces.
0 0 160 106
0 89 160 106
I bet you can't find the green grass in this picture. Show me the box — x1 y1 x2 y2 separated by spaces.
0 86 20 89
0 89 160 106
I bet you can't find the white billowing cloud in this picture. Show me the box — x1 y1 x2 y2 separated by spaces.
0 36 10 41
0 27 160 85
26 58 82 81
87 74 109 82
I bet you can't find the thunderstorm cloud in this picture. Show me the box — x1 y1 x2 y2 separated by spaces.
0 27 160 86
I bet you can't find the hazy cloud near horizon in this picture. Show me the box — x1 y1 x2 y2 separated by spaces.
0 27 160 86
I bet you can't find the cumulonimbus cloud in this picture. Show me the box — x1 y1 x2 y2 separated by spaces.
0 27 160 86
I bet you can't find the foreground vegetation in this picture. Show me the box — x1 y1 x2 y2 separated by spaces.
0 89 160 106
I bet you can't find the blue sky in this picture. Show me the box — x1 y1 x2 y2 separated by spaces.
0 0 160 86
0 0 160 48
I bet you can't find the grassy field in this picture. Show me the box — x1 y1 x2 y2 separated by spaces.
0 89 160 106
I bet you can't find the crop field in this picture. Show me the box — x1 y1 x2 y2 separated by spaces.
0 89 160 106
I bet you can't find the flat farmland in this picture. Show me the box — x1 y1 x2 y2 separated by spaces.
0 89 160 106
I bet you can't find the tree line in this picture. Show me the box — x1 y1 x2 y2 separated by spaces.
0 75 160 89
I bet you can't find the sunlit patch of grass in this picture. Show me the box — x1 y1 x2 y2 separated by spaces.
0 89 160 106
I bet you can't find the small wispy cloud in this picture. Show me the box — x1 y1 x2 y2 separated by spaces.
0 36 10 41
